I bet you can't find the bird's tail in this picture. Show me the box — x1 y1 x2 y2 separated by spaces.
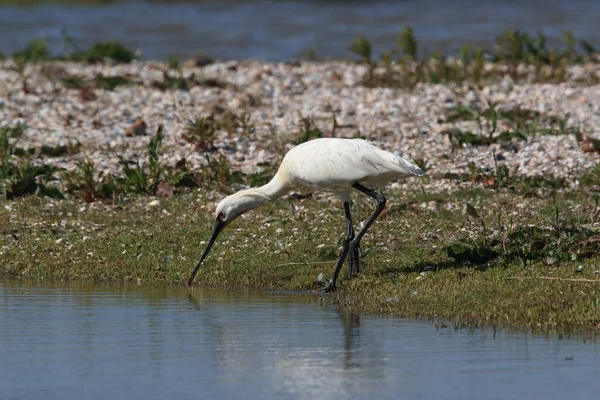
398 156 425 176
387 150 425 176
366 142 426 177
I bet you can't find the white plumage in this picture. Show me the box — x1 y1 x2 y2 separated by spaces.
188 138 425 291
281 138 424 198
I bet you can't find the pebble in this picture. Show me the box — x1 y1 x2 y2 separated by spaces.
124 118 147 136
148 199 160 207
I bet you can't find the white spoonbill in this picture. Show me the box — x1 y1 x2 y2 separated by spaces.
187 138 425 292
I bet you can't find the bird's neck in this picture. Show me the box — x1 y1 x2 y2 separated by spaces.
252 172 291 201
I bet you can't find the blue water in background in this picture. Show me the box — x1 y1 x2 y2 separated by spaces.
0 0 599 61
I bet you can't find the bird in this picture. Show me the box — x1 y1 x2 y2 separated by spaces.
187 137 425 292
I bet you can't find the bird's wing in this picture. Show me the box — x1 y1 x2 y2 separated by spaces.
281 138 423 189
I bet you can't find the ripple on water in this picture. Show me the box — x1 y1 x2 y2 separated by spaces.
1 279 599 400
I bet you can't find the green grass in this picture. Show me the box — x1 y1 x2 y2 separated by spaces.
2 187 599 334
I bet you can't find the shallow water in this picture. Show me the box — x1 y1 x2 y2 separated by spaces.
1 0 600 61
1 279 599 400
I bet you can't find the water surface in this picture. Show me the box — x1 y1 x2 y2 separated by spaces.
1 0 599 61
1 279 599 399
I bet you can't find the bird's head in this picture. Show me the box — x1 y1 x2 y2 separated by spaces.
187 190 268 286
214 190 265 226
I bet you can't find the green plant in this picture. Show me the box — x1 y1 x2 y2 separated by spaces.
493 164 511 189
94 74 129 90
218 111 256 137
203 153 233 190
147 125 164 185
465 202 487 245
12 39 50 63
118 156 150 194
0 124 25 163
168 56 179 70
349 27 599 89
183 116 218 151
397 26 418 61
64 156 96 200
69 41 136 64
494 29 531 64
1 158 64 200
117 125 165 194
349 35 372 65
350 27 488 88
445 103 580 149
236 112 256 137
472 48 485 83
459 44 471 77
156 66 197 91
63 155 116 202
445 102 498 139
60 76 86 89
562 31 577 60
580 39 597 56
349 35 376 84
163 158 198 189
580 163 600 187
12 162 64 199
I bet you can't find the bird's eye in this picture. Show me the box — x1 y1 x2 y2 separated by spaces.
217 212 224 220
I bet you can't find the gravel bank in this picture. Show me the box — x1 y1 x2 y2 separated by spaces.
1 59 599 193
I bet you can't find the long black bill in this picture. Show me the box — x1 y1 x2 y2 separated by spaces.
187 218 226 287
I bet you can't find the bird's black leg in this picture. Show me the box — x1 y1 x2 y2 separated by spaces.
347 203 360 277
348 183 387 273
348 243 361 277
345 202 360 278
322 186 386 292
322 201 354 293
